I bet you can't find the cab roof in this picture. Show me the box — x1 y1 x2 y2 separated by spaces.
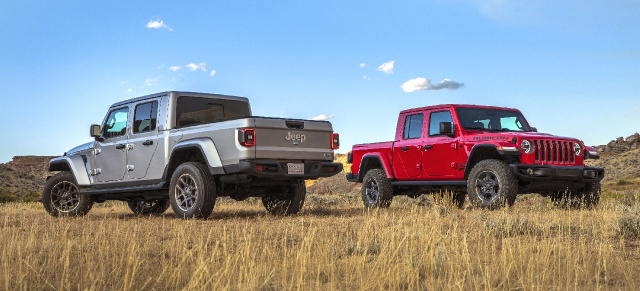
400 104 522 115
109 91 249 108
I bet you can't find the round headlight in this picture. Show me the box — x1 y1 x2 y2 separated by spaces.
521 140 533 154
573 143 582 156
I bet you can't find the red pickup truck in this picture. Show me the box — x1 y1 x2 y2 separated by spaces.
346 104 604 209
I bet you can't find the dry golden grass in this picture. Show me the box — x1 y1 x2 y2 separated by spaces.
2 186 640 290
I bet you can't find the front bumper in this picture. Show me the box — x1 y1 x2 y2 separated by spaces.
511 164 604 183
225 160 343 180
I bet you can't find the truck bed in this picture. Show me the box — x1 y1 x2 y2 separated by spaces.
169 116 336 167
350 141 394 176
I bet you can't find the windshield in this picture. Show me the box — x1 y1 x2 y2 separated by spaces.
455 107 531 132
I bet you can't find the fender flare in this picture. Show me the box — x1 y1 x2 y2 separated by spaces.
463 144 519 179
358 152 395 181
169 138 224 175
48 156 91 186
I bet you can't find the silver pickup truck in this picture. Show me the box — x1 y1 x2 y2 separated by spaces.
42 91 342 219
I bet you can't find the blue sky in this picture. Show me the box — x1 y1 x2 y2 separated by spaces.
0 0 639 163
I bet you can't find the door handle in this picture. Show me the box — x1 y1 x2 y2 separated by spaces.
400 147 410 151
142 140 153 146
115 144 126 150
424 145 433 150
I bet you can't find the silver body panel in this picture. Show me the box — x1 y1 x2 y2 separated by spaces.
53 91 336 189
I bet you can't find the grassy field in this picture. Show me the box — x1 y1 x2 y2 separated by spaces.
2 181 640 290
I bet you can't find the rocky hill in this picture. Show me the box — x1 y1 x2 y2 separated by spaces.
586 133 640 183
0 156 57 196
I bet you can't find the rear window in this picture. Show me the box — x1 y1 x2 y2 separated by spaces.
175 96 250 128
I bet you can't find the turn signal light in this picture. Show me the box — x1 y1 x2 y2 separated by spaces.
331 133 340 150
238 128 256 146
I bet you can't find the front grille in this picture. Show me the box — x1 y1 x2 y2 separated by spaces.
532 140 575 165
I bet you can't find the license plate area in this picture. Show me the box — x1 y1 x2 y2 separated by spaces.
287 163 304 175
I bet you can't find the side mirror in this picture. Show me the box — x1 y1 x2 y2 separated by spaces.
90 124 103 140
439 122 454 137
531 127 538 132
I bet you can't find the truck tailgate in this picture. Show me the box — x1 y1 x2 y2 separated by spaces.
253 118 334 161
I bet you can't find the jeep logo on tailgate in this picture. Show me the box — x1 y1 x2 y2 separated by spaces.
285 132 306 144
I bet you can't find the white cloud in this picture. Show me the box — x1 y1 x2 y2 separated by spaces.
359 63 366 68
144 77 160 87
363 76 370 80
126 88 132 93
310 114 334 121
210 70 216 77
169 66 181 72
186 62 207 71
377 61 395 74
146 19 173 31
633 106 640 111
401 77 464 92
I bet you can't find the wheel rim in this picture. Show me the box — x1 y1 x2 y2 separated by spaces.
51 181 80 212
175 174 198 212
365 179 379 204
475 170 500 203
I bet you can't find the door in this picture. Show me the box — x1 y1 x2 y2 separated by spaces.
127 100 160 180
94 107 129 183
423 110 458 178
392 113 425 178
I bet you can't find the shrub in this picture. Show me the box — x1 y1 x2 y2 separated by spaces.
21 191 41 203
0 187 19 203
617 214 640 239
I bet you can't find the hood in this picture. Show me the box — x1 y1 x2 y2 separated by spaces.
461 131 581 143
67 141 94 156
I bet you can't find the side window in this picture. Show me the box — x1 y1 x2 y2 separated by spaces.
428 110 454 136
102 107 129 138
402 113 424 139
133 101 159 133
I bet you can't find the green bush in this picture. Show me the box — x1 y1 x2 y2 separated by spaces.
21 191 41 203
617 214 640 239
0 187 19 203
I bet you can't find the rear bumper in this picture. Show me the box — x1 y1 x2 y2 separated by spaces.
510 164 604 183
225 160 343 180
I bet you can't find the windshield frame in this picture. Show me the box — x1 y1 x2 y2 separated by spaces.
454 107 532 133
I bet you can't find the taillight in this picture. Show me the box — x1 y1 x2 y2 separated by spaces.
238 128 255 146
331 133 340 150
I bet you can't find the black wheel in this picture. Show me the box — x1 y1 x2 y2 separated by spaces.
41 171 94 217
552 182 600 209
262 181 306 215
127 199 170 215
169 162 216 219
361 169 393 208
467 160 517 210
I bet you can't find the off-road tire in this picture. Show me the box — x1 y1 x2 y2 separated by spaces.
262 182 306 215
552 182 600 209
127 199 170 215
169 162 216 219
41 171 94 217
361 169 393 208
467 160 517 210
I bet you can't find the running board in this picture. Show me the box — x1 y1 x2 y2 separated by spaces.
390 181 467 186
79 182 167 195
